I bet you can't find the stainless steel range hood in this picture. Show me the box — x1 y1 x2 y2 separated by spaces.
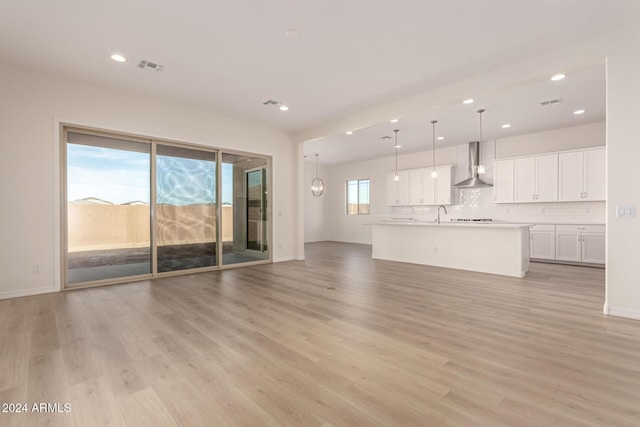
453 141 492 188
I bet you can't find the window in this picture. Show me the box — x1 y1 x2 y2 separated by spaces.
346 179 370 215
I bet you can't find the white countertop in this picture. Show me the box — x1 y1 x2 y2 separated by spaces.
374 220 530 229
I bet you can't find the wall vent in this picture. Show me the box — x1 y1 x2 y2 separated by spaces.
262 99 279 106
540 98 563 107
138 60 164 72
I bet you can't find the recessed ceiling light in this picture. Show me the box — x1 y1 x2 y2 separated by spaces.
437 136 445 141
345 131 353 135
551 73 566 81
285 29 300 39
390 118 399 123
501 124 512 128
573 109 585 115
463 98 474 104
110 53 127 63
279 105 289 111
395 145 401 149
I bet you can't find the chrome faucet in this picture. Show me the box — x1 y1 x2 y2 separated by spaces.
437 205 447 224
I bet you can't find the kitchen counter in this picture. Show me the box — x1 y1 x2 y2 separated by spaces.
372 221 529 277
377 220 531 229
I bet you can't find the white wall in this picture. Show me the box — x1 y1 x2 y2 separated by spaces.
605 26 640 319
0 62 297 299
304 160 329 242
315 123 606 245
496 122 605 158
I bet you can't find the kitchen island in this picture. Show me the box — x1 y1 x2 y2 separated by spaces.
372 221 530 277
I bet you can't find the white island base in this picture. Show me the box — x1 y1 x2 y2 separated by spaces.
372 222 530 278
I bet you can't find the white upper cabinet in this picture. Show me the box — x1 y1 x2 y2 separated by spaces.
559 148 605 201
583 148 606 201
558 151 584 201
514 154 558 203
493 159 514 203
434 166 453 205
387 166 452 206
535 154 559 202
386 170 409 206
514 157 536 203
407 169 423 205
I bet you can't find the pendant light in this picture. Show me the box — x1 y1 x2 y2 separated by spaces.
393 129 400 181
430 120 438 178
477 109 486 175
310 154 324 197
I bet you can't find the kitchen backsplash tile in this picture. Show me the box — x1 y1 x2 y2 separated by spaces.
391 187 605 224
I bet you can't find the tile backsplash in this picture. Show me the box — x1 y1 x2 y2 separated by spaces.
390 187 605 224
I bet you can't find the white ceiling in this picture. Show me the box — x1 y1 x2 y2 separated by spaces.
1 1 638 136
305 64 606 165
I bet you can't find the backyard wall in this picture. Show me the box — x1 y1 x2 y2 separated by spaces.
67 204 234 251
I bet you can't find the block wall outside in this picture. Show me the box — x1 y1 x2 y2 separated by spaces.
67 204 234 252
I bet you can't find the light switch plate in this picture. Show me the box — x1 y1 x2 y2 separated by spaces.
616 206 635 218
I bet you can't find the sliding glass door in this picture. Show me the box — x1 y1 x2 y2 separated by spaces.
156 144 217 272
220 153 269 265
65 132 151 284
63 128 271 288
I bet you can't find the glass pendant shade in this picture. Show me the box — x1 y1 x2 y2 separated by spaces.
431 169 438 179
393 173 399 181
311 154 324 197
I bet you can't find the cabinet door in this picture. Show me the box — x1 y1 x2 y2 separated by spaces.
435 166 452 205
530 231 556 260
583 148 606 201
493 160 514 203
581 232 606 264
514 157 536 203
556 231 582 262
407 169 424 205
535 154 559 202
558 152 583 202
396 170 410 205
386 173 400 206
420 170 436 205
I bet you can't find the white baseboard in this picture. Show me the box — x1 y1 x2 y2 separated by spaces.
606 306 640 321
0 286 56 300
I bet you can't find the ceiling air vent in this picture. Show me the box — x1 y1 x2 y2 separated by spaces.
262 99 279 106
138 60 164 72
540 98 563 107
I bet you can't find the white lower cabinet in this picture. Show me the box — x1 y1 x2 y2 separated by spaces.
555 225 605 264
529 224 556 260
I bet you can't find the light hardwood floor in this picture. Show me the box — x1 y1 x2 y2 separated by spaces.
1 241 639 426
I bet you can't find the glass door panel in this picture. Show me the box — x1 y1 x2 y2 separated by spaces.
156 144 216 272
220 153 269 265
66 132 151 285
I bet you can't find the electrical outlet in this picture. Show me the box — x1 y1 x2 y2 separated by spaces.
540 208 546 214
433 246 439 253
505 208 510 215
32 265 41 274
